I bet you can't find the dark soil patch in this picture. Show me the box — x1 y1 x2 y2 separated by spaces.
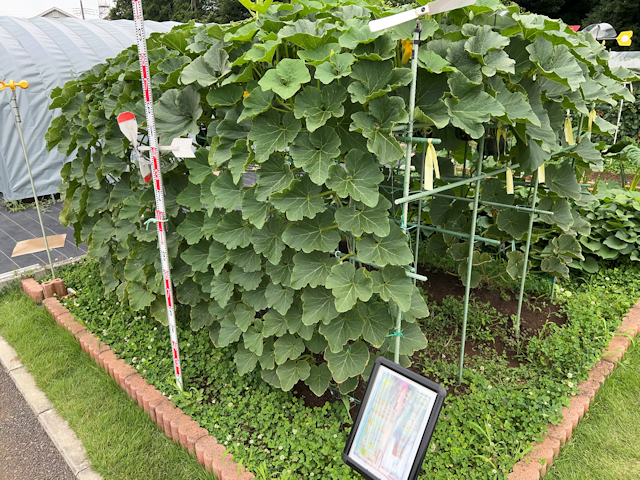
585 170 634 187
292 267 567 415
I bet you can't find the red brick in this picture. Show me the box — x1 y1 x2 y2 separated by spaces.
98 351 117 373
617 320 638 337
171 413 192 444
155 400 176 430
124 373 143 397
108 358 126 380
129 376 148 405
195 436 218 467
76 332 95 353
508 461 541 480
90 342 110 362
114 363 136 388
578 382 597 401
178 421 201 450
52 278 67 297
56 312 75 328
67 321 87 339
571 394 590 415
546 424 567 446
212 452 233 479
162 408 184 439
580 379 600 397
587 369 605 387
185 427 209 455
140 386 161 414
560 415 574 440
203 442 226 474
525 442 554 476
42 280 56 299
148 395 168 423
136 384 156 409
239 472 255 480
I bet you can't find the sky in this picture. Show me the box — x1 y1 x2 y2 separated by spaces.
0 0 111 19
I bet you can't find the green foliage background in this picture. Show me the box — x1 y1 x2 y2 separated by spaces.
47 0 636 395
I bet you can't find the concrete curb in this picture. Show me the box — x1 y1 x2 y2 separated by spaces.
0 255 86 292
0 333 102 479
35 286 254 480
508 300 640 480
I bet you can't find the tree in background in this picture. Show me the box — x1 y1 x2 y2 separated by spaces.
109 0 248 23
583 0 640 49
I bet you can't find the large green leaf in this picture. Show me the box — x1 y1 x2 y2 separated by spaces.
241 190 269 230
546 163 582 200
335 195 391 237
212 211 252 249
181 240 210 273
326 150 383 207
265 282 294 315
274 333 306 365
248 111 301 163
359 302 393 348
210 171 244 211
445 72 505 139
238 85 274 122
319 308 365 353
347 60 412 104
301 286 339 326
254 156 294 201
234 345 258 376
290 251 338 289
277 359 311 391
258 59 310 100
270 176 327 221
251 216 287 264
155 86 203 141
282 211 340 253
356 221 413 267
305 363 332 396
497 210 530 239
526 37 585 91
290 127 341 185
294 84 346 132
388 321 427 356
325 263 373 313
324 341 370 383
180 40 230 86
370 265 412 312
463 24 510 58
127 282 156 311
350 96 408 163
278 19 333 50
314 53 356 85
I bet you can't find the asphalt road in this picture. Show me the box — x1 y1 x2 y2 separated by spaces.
0 362 74 480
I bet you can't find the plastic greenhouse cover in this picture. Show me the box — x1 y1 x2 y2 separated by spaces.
609 51 640 74
0 17 179 201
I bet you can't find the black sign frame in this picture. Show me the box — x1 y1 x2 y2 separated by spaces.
342 356 447 480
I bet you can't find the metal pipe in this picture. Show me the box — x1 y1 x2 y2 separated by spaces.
9 89 55 278
430 193 554 215
409 223 501 246
334 252 428 282
394 164 520 205
413 150 426 286
395 21 422 364
514 171 540 340
394 136 442 144
458 136 485 385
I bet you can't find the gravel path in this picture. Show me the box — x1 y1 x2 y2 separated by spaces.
0 363 75 480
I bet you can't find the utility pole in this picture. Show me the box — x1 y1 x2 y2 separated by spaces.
79 0 86 19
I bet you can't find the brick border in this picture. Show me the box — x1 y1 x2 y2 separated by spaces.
508 300 640 480
27 281 254 480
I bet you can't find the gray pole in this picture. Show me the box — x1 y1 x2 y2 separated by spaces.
8 88 56 278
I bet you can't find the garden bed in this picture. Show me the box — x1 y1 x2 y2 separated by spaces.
44 259 640 479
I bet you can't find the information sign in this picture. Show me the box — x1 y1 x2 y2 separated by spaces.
343 357 447 480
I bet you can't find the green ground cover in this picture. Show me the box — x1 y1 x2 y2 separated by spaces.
0 287 214 480
545 339 640 480
47 259 640 479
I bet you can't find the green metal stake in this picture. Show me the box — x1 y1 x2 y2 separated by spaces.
514 171 540 341
413 149 426 286
2 81 55 278
395 19 422 364
458 136 485 385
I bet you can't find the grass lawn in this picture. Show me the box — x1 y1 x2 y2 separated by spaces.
0 286 215 480
545 338 640 480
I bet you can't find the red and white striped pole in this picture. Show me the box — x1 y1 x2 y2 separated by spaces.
131 0 183 391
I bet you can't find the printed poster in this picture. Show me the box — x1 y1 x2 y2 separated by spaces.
348 365 437 480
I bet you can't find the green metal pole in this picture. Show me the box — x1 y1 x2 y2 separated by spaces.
9 89 55 278
395 20 421 364
514 171 539 341
458 136 485 385
413 150 426 285
394 164 519 205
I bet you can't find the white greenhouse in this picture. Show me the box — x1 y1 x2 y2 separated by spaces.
0 16 179 201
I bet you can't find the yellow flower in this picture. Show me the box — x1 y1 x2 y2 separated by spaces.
243 91 249 98
401 40 412 64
